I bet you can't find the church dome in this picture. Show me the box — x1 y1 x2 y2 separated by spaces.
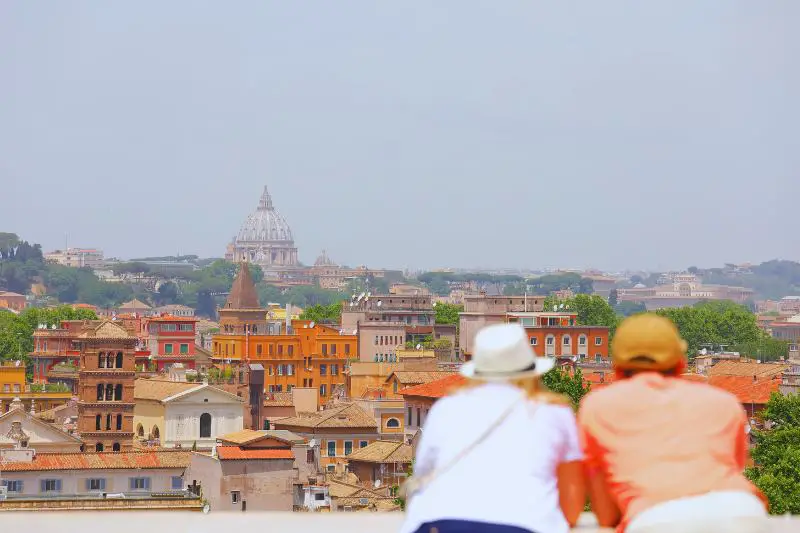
236 186 294 243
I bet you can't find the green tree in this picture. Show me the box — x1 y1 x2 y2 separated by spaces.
545 294 620 335
434 302 463 325
746 393 800 514
300 303 343 324
614 301 647 317
155 281 181 305
543 367 591 408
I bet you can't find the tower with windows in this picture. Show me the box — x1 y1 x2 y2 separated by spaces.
76 321 137 452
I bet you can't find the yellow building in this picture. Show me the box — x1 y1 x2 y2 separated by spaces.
0 363 72 414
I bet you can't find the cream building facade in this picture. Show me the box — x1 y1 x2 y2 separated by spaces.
133 380 244 450
0 398 83 453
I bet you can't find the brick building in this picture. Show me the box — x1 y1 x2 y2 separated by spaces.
76 321 137 452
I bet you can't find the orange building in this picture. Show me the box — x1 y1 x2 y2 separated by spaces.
212 265 357 406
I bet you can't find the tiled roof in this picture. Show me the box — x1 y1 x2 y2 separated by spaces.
273 404 377 430
708 360 789 378
345 440 412 464
708 375 780 405
148 315 197 322
134 379 199 401
118 298 152 310
399 374 466 399
224 264 261 310
78 320 133 340
1 451 190 472
326 478 364 498
387 371 454 385
218 429 305 445
265 392 293 406
215 446 294 460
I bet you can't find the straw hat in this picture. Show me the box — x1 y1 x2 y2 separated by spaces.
461 323 555 380
612 314 687 371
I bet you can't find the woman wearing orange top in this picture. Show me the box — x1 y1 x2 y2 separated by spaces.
578 314 769 532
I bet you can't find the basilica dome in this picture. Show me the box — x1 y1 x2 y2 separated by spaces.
237 187 294 243
227 186 299 271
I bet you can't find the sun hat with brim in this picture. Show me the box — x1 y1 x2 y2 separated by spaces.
460 323 556 381
612 314 688 371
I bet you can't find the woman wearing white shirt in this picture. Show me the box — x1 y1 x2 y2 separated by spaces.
400 323 585 533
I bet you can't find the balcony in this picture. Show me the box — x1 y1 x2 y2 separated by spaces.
0 511 794 531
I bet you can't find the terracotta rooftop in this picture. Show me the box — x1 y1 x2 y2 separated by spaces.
215 446 294 460
148 315 197 322
134 379 200 401
1 450 190 472
217 429 305 446
387 371 454 386
77 320 133 340
708 360 789 378
345 440 412 464
399 374 467 399
118 298 152 310
264 392 294 407
223 264 261 310
273 404 377 430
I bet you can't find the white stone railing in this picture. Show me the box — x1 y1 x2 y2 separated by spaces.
1 512 799 532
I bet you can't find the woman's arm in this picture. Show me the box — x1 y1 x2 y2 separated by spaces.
557 460 586 526
585 467 621 528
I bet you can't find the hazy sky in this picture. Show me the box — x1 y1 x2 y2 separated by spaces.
1 2 797 272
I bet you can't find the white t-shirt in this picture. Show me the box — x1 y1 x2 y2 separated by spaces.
400 382 583 533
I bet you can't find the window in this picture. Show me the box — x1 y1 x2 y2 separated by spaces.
199 413 212 438
288 345 294 356
546 336 555 346
41 479 62 493
416 408 421 427
344 441 353 456
12 384 20 393
529 337 538 346
374 336 379 346
180 344 189 355
161 324 177 332
327 441 336 457
256 344 263 356
345 344 350 355
278 345 283 356
360 440 369 448
99 353 106 368
563 335 571 346
319 364 327 376
115 352 123 368
130 477 150 491
2 480 23 493
268 365 274 376
320 384 327 396
268 344 274 355
87 478 106 492
331 344 337 355
171 476 183 490
595 354 602 363
164 344 174 355
579 335 587 346
326 465 336 472
179 323 193 332
407 407 412 425
386 418 400 428
279 364 286 376
112 442 120 452
115 384 123 401
97 384 104 401
287 364 294 376
393 381 398 394
314 492 325 501
595 336 603 346
116 414 122 431
95 414 102 431
331 364 339 376
322 344 327 355
231 490 241 504
2 384 8 393
96 443 104 452
106 414 112 430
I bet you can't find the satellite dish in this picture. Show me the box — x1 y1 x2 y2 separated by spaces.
373 480 382 488
416 344 422 350
309 321 315 328
15 360 21 367
309 439 317 448
352 329 358 335
202 503 211 514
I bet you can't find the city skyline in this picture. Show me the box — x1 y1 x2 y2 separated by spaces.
2 2 797 271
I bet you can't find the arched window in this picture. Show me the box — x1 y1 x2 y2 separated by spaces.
136 424 144 437
199 413 212 439
115 384 123 401
98 352 105 368
95 414 102 430
386 418 400 428
97 384 104 401
112 442 121 452
562 335 572 346
116 414 123 430
578 335 587 347
116 352 123 369
106 354 114 369
152 426 160 440
105 384 113 401
95 442 104 452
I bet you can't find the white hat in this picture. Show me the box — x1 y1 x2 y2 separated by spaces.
460 323 555 381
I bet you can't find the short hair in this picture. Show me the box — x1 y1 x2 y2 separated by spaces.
621 356 680 378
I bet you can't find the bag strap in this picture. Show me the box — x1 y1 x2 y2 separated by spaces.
406 394 530 498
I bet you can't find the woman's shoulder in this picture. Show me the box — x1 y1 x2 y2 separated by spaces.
530 390 573 407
